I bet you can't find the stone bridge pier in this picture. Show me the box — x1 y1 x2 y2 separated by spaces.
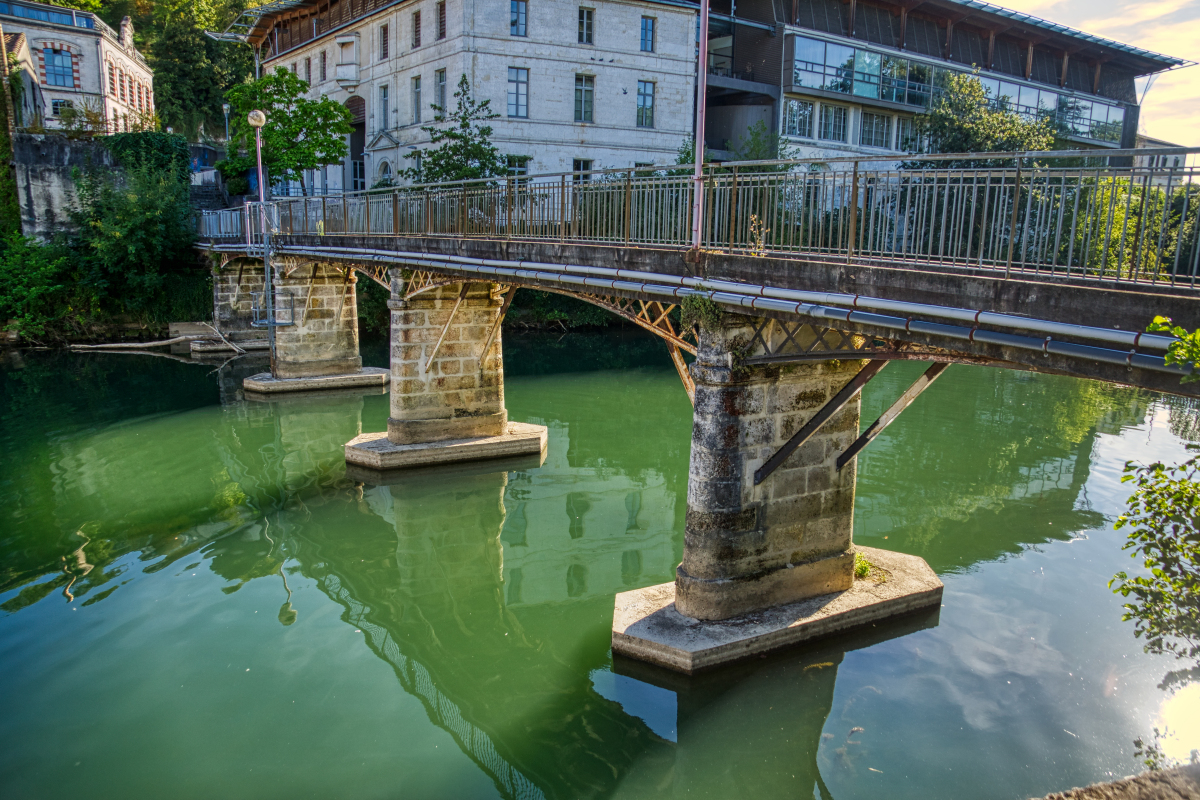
345 279 547 472
612 312 944 673
235 259 388 394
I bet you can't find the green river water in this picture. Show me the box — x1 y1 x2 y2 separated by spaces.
1 331 1198 800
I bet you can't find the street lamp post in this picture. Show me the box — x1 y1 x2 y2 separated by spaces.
690 0 710 251
247 109 277 375
222 103 231 142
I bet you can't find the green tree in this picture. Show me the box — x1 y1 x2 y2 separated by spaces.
71 161 196 313
219 67 353 194
911 72 1054 166
1148 318 1200 383
149 14 238 139
404 74 505 184
0 233 71 338
727 119 799 169
1111 449 1200 692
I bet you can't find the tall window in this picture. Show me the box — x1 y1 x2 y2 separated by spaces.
574 74 593 123
640 17 655 52
510 0 526 36
117 69 125 100
784 99 813 137
379 84 390 129
434 69 447 116
859 111 891 148
635 80 654 128
304 58 312 83
898 117 922 152
107 64 115 95
819 104 847 142
412 11 421 47
320 51 327 81
380 23 389 59
45 49 72 88
507 67 528 118
411 75 422 123
436 1 446 39
578 8 593 44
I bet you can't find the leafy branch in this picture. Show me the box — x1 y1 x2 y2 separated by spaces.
1149 316 1200 383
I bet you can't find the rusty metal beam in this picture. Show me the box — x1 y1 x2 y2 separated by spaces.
835 362 949 471
478 286 515 365
425 283 469 371
668 344 695 405
754 359 889 485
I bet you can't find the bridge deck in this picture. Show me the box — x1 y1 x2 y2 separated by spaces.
199 155 1200 398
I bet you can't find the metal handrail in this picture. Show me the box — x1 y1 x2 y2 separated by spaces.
199 149 1200 292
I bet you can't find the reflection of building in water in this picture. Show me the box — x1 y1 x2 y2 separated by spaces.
308 458 939 800
497 421 680 608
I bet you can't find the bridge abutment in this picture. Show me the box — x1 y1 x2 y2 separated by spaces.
345 280 547 471
613 313 943 673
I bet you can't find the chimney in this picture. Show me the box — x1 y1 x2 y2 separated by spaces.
119 16 133 48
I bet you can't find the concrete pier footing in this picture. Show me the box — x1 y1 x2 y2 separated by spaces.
612 546 943 673
345 421 547 470
244 367 389 394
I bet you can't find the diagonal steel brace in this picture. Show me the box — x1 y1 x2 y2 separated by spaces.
753 359 889 485
425 283 470 371
836 362 949 471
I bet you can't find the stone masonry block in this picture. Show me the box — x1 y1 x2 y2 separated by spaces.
677 313 861 621
768 382 829 415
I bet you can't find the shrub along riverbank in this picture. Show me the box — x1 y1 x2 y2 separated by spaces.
0 132 210 345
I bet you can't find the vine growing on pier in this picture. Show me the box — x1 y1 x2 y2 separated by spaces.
680 293 723 333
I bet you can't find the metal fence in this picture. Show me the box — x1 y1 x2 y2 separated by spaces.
200 148 1200 290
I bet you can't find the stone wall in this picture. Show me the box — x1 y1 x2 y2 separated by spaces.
272 260 362 378
213 258 265 339
676 313 863 620
388 281 506 444
12 132 112 238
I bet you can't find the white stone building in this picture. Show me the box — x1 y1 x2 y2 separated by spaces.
243 0 698 192
0 0 153 132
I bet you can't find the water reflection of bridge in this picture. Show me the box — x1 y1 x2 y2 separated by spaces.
4 357 1167 799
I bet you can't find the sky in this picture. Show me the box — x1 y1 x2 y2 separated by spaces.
998 0 1200 146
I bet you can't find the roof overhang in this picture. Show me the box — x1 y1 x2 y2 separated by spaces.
206 0 314 45
894 0 1192 76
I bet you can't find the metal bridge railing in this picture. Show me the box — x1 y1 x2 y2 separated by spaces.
199 148 1200 291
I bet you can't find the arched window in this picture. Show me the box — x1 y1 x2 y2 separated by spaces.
107 63 116 95
118 70 125 102
379 161 391 179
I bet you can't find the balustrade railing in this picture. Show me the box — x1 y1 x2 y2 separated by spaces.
200 148 1200 290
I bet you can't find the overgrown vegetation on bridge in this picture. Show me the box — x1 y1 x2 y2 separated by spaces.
0 133 207 341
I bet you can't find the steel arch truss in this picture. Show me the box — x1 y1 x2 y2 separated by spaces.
742 318 912 365
403 277 698 402
542 290 697 403
402 269 460 299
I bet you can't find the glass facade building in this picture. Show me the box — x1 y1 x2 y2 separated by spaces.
788 33 1126 145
